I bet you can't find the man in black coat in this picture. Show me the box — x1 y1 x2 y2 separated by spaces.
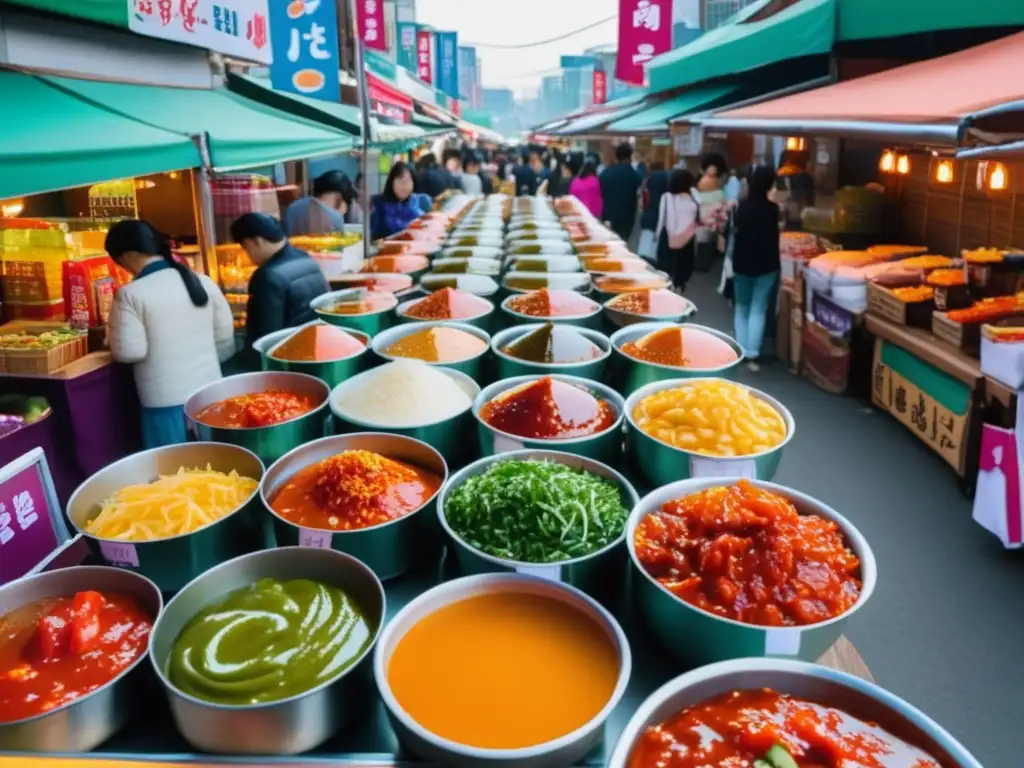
599 143 641 243
231 213 329 366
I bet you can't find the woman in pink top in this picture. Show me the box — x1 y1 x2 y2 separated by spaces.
568 161 602 219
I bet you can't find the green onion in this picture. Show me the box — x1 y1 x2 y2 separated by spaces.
443 460 629 563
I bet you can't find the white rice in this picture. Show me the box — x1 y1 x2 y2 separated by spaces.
332 359 474 427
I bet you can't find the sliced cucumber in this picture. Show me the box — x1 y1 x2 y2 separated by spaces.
765 744 800 768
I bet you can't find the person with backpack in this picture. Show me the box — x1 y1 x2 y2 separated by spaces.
655 169 699 292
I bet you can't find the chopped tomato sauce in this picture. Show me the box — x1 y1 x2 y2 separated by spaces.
196 391 319 428
634 482 861 626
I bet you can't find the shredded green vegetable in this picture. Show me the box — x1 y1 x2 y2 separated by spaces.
443 459 629 563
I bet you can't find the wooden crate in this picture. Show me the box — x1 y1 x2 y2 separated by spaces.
932 311 979 356
867 283 934 329
0 321 89 375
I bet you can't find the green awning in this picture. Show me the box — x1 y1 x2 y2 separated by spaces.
41 76 354 172
412 114 446 128
2 0 128 27
838 0 1024 41
647 0 835 94
607 87 736 133
554 93 651 135
461 110 494 129
0 71 200 199
226 74 361 136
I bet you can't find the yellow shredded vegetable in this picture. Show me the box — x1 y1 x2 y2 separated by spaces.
85 466 259 541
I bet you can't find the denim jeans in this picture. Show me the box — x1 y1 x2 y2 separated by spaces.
141 405 187 449
733 272 779 360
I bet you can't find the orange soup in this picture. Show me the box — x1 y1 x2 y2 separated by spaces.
388 591 619 749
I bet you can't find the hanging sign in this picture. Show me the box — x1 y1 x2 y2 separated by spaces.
396 21 418 71
88 180 138 220
434 30 459 100
416 28 433 84
128 0 271 65
593 69 608 105
269 0 340 101
356 0 387 51
616 0 672 86
0 448 70 588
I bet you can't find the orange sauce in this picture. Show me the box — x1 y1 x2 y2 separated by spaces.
405 288 490 320
270 325 365 362
196 392 319 428
385 327 486 363
388 592 618 749
480 377 616 439
609 289 692 316
621 327 738 368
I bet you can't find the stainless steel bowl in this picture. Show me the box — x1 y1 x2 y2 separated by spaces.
437 450 637 594
491 323 611 381
602 293 697 331
499 291 603 329
625 377 795 487
507 256 581 273
374 573 632 768
370 321 491 382
502 272 593 297
66 442 265 593
149 547 385 755
420 273 501 298
310 288 397 336
185 372 331 466
253 323 371 389
0 567 162 752
610 322 743 396
328 272 413 295
261 433 448 580
394 294 496 332
626 477 875 665
430 257 503 276
607 658 981 768
473 375 625 464
330 366 481 466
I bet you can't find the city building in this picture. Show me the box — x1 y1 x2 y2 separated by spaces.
583 44 641 102
702 0 759 30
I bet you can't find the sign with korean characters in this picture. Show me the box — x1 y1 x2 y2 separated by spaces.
128 0 271 65
415 27 433 84
434 30 459 100
356 0 387 51
871 339 971 475
0 448 70 588
616 0 672 86
269 0 340 101
593 69 608 105
87 179 137 220
396 21 418 72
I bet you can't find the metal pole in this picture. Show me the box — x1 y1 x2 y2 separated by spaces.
191 133 219 284
347 0 374 256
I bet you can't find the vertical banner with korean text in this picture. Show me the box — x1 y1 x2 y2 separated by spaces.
593 69 608 104
129 0 271 64
615 0 673 86
269 0 340 101
416 27 433 84
434 30 459 101
457 45 477 104
356 0 387 51
396 21 418 71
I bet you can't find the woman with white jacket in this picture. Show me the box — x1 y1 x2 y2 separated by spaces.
106 220 235 448
655 169 699 292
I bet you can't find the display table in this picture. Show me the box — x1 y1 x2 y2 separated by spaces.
0 353 141 505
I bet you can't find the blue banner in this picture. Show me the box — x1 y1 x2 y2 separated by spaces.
434 30 459 101
457 45 477 103
396 21 418 73
269 0 340 102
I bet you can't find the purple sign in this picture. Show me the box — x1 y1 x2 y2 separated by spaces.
812 291 856 338
0 452 61 586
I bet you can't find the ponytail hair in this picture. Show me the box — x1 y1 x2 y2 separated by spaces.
105 219 209 308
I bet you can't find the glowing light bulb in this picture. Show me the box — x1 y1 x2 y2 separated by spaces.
879 150 896 173
935 160 954 184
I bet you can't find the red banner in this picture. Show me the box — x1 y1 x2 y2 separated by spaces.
593 69 608 105
416 28 433 84
356 0 387 51
615 0 673 86
367 74 414 123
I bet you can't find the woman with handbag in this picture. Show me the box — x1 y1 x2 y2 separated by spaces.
655 169 699 292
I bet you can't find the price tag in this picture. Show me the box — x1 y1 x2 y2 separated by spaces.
764 628 802 657
99 541 140 568
493 434 526 454
514 564 563 582
299 528 334 549
0 448 68 586
689 456 757 479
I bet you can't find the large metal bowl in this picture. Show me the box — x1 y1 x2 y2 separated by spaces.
473 375 625 464
330 366 481 466
253 322 370 389
626 477 875 665
607 658 981 768
499 291 603 330
429 257 502 276
624 377 795 487
0 567 162 752
437 450 637 594
394 293 496 332
149 547 385 755
370 321 491 382
185 372 331 466
66 443 265 593
374 573 631 768
610 322 743 396
310 288 397 336
506 256 581 273
261 433 448 580
491 323 611 381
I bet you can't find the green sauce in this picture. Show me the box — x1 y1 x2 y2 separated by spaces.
502 323 604 364
167 578 372 706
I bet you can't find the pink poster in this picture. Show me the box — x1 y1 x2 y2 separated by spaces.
593 69 608 105
616 0 673 86
356 0 387 51
416 28 434 84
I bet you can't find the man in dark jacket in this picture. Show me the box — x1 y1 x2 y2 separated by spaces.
599 143 641 242
415 154 451 200
231 213 329 366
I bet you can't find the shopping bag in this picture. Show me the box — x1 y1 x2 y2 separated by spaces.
972 424 1023 548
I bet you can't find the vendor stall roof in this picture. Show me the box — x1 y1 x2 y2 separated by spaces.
41 75 354 172
226 74 362 136
606 86 737 134
0 71 201 199
700 32 1024 145
838 0 1024 42
646 0 835 94
553 93 650 136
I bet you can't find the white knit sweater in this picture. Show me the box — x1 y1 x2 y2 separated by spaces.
108 269 236 408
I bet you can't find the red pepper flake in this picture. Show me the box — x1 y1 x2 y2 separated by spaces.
406 288 488 319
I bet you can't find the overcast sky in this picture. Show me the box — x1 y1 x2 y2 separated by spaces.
416 0 621 95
